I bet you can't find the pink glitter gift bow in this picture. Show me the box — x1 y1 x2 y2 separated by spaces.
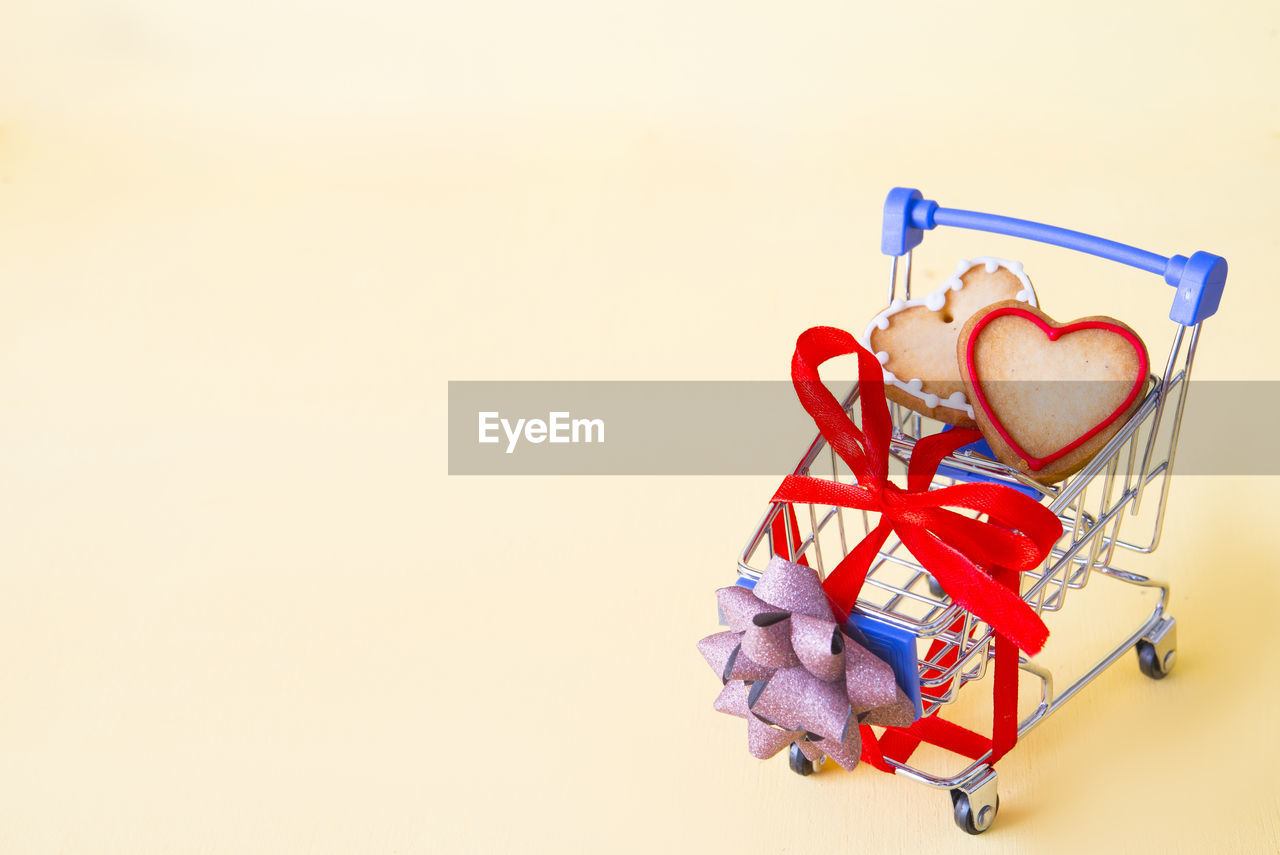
698 556 916 769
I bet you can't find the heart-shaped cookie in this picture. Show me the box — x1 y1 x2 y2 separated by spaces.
861 258 1036 427
958 302 1150 484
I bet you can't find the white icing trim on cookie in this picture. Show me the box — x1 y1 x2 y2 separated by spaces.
859 257 1037 419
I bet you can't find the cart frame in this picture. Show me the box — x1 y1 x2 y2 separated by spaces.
733 188 1225 833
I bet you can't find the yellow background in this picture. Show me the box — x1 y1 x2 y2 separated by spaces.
1 1 1278 852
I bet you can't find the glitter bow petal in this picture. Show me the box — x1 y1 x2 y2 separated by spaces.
697 555 916 770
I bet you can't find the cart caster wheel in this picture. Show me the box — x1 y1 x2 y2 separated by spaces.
788 742 822 776
951 769 998 834
952 791 999 835
1137 639 1174 680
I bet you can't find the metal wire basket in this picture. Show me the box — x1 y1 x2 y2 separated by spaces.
732 188 1224 833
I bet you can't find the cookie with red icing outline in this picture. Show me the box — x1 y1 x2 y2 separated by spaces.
957 301 1150 485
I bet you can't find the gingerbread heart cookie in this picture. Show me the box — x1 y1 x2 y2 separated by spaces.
958 301 1150 484
861 258 1036 427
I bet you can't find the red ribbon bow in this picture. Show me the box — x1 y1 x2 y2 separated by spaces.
771 326 1062 655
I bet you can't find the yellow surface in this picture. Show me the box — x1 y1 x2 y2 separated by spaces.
1 1 1279 852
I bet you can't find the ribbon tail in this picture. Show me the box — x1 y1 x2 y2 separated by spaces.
989 566 1022 762
770 503 809 565
823 517 892 622
907 427 983 493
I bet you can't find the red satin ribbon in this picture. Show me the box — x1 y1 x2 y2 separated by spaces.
771 325 1062 655
771 325 1064 771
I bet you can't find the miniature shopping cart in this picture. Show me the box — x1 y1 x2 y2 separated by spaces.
732 188 1226 834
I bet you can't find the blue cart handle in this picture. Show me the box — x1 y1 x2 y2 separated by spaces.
881 187 1226 326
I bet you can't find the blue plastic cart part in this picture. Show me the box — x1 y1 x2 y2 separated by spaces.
933 429 1040 500
880 187 1226 326
846 612 924 721
731 576 924 722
